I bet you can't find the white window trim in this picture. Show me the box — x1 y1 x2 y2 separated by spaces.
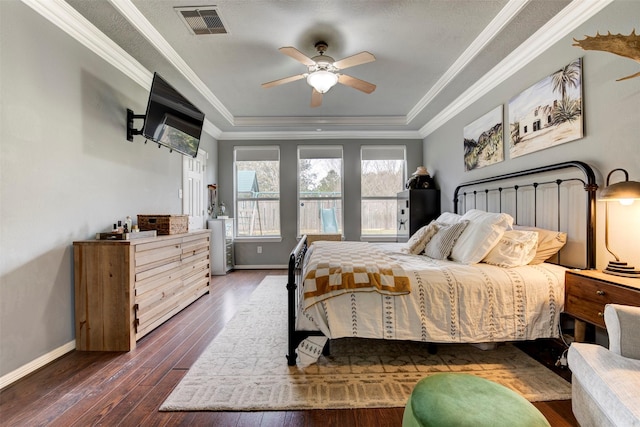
233 145 281 238
360 145 407 239
297 145 344 237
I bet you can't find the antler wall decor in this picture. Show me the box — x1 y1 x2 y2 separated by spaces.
573 30 640 81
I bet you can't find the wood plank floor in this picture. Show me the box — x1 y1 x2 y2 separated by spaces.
0 270 578 426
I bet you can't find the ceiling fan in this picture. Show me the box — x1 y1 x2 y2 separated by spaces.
261 41 376 107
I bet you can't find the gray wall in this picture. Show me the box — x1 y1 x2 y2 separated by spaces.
2 0 638 384
218 139 423 266
0 2 217 378
423 0 640 270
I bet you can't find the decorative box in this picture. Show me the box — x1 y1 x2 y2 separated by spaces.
137 215 188 235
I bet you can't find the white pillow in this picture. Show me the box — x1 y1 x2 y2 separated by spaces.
435 212 462 225
482 230 538 267
513 225 568 264
401 222 439 254
423 220 469 260
450 209 514 264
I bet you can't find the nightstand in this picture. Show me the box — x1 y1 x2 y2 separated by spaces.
564 269 640 342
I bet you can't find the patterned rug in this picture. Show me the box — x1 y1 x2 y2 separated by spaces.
160 275 571 411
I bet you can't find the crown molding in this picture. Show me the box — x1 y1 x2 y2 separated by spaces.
23 0 612 141
22 0 152 89
107 0 235 126
406 0 529 124
419 0 614 138
203 121 223 140
218 130 422 141
233 115 408 127
21 0 224 139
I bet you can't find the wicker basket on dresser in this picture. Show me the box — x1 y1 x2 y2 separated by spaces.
73 230 211 351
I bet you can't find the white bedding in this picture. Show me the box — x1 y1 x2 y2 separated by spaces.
296 243 565 364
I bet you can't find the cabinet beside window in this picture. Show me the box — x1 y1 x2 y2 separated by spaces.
396 190 441 242
208 218 234 275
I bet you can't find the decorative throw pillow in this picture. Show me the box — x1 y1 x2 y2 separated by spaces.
435 212 462 225
401 222 439 254
513 225 567 264
482 230 538 267
450 209 514 264
423 220 469 260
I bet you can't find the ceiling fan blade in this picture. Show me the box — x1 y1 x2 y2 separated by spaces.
279 46 316 66
337 74 376 94
310 89 323 107
333 51 375 70
261 74 306 89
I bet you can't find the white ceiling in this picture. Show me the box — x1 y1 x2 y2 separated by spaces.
58 0 610 139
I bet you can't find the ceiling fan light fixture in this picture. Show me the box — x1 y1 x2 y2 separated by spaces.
307 70 338 93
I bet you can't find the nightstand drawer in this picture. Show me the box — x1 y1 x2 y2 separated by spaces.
565 273 640 327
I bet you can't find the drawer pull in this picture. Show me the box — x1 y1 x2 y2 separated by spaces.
598 312 604 317
596 290 605 296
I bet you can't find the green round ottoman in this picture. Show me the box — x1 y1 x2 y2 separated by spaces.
402 373 550 427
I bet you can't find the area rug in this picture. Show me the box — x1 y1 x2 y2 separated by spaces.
160 275 571 411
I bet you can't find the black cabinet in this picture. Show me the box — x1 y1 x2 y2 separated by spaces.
397 190 441 242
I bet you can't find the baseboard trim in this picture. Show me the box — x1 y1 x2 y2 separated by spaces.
233 265 287 270
0 340 76 390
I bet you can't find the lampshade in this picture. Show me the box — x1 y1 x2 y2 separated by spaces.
600 168 640 200
599 180 640 204
307 70 338 94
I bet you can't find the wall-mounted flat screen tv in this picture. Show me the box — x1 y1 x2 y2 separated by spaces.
142 73 204 158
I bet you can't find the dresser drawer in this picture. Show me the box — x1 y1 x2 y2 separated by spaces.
565 273 640 327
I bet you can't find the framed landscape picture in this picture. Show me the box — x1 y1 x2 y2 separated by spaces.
463 105 504 171
508 58 583 158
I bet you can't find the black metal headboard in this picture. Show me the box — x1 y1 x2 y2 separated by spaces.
453 161 597 269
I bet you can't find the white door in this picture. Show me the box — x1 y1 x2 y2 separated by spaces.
183 149 207 230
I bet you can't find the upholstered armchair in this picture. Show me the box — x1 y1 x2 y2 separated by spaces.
568 304 640 426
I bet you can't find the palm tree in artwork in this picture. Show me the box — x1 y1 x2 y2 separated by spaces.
551 59 582 125
551 59 581 101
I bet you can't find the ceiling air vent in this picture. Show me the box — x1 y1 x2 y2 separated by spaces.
175 7 228 35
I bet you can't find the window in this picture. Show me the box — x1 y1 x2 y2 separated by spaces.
361 146 406 238
298 146 343 236
234 146 280 238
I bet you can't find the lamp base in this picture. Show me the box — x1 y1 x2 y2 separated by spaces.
603 261 640 279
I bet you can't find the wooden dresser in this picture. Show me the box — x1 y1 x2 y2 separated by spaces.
564 269 640 341
73 230 211 351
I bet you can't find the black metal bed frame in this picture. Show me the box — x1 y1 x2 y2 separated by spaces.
286 160 598 365
453 160 597 269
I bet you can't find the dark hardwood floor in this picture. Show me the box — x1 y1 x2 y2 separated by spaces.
0 270 578 426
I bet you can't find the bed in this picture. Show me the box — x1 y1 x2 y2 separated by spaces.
286 161 597 366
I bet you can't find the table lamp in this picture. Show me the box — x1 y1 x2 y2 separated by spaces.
599 168 640 278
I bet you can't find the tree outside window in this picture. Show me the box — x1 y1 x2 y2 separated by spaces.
234 147 280 237
361 146 406 238
298 146 343 235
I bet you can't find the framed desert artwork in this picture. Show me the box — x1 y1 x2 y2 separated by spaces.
508 58 583 158
464 105 504 171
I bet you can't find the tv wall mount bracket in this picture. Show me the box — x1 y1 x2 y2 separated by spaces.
126 108 145 142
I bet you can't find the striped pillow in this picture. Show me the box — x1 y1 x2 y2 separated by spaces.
424 220 469 260
401 221 439 254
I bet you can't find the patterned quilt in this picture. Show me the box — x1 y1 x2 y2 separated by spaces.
296 243 566 366
302 241 411 309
